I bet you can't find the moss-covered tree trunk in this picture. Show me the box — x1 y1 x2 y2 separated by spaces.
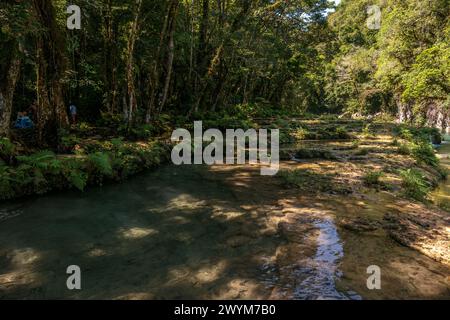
32 0 69 146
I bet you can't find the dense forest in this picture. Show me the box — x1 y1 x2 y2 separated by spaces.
1 0 447 140
0 0 448 199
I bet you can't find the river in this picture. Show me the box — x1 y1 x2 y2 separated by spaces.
0 154 449 299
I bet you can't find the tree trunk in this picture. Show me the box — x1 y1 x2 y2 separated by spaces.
125 0 143 126
146 0 178 122
32 0 69 146
0 53 21 138
191 0 252 113
102 0 118 114
159 0 179 114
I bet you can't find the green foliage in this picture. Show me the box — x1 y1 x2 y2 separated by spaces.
289 127 311 141
402 44 450 102
399 169 430 202
393 125 441 167
119 124 154 140
0 137 16 163
397 143 411 155
0 138 168 200
0 164 15 199
62 159 88 191
98 112 123 128
17 150 56 167
362 124 375 138
327 0 449 120
410 142 438 167
396 141 439 167
335 126 350 139
60 134 81 153
363 170 384 187
88 152 113 177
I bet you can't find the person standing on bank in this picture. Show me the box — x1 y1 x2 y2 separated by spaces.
69 102 77 124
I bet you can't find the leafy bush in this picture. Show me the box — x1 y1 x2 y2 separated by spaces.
88 152 113 177
61 159 88 191
410 142 438 167
397 140 438 167
335 126 350 139
394 125 442 145
0 137 16 163
399 169 430 201
397 143 411 155
399 127 414 141
361 123 375 138
98 112 123 128
0 164 15 199
0 139 169 200
60 134 81 153
290 127 311 141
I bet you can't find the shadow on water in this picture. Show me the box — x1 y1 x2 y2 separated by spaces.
0 165 290 299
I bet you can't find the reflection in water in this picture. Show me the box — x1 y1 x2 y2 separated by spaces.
293 217 361 300
0 206 23 222
295 217 345 299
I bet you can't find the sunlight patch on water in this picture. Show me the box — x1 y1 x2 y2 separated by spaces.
194 261 228 284
87 248 108 257
119 227 159 239
167 194 206 210
9 248 41 266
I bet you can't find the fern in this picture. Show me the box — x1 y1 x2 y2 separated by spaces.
61 159 88 191
66 169 88 191
399 169 430 202
17 151 57 170
0 137 16 163
88 152 113 176
0 165 14 199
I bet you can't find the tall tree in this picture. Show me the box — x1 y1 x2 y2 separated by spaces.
32 0 69 145
0 44 21 137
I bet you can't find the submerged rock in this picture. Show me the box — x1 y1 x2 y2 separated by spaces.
339 217 381 233
383 208 450 267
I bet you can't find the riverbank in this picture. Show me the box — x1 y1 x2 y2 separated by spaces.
0 137 171 201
